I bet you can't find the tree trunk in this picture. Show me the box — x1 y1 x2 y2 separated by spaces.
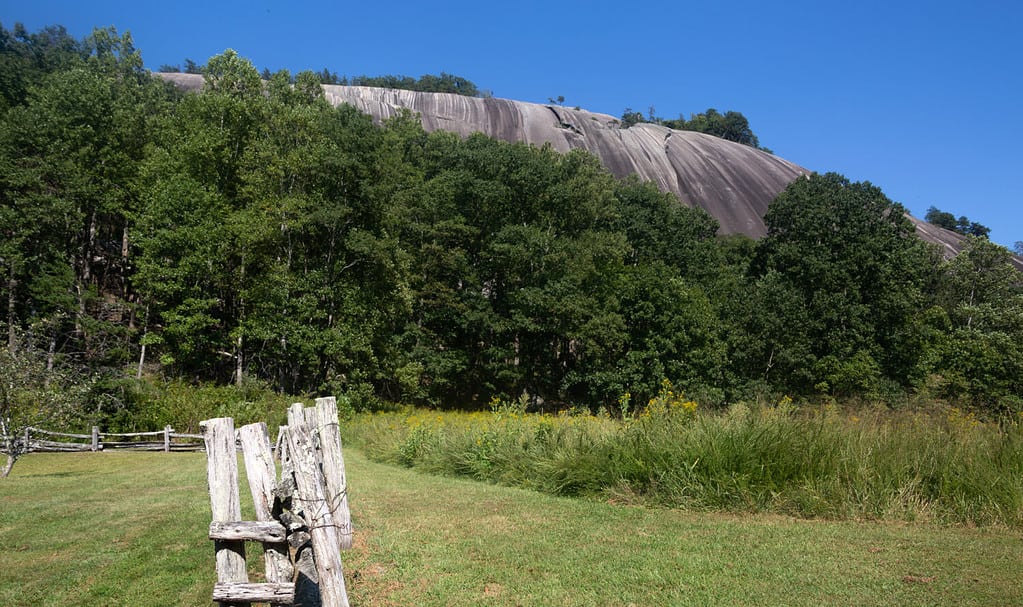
6 263 16 352
43 334 56 388
1 453 15 479
966 288 975 329
236 257 245 387
121 225 130 272
46 335 56 374
235 334 243 387
137 305 148 379
74 282 85 337
74 209 97 351
137 342 147 380
0 423 17 478
83 208 96 284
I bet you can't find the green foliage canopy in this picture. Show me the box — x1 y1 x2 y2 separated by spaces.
746 173 933 395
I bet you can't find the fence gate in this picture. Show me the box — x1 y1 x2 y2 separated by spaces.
201 397 353 607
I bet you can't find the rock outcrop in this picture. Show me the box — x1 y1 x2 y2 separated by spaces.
158 73 1023 269
159 72 805 237
320 86 808 238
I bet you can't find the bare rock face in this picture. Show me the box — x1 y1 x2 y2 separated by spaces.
322 85 808 238
157 73 1023 269
159 73 804 237
158 71 205 92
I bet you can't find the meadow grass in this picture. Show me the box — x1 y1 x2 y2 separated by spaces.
1 449 1021 606
347 396 1023 527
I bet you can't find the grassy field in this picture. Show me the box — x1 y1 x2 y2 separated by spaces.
1 450 1021 606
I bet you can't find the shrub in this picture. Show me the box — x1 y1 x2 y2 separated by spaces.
112 378 301 433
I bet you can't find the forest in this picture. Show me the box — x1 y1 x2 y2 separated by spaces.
1 24 1021 434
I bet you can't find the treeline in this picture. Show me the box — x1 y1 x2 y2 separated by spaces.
1 25 1021 422
924 206 991 238
160 59 482 97
263 69 482 97
621 107 765 150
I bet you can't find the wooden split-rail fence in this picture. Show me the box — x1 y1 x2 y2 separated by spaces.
14 425 204 452
202 396 353 607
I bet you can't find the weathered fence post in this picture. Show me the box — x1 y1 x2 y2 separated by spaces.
91 426 99 452
164 425 172 452
201 417 248 607
315 397 353 550
23 427 30 452
238 422 293 600
275 418 317 606
288 403 350 607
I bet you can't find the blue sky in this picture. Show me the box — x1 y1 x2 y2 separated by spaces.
5 0 1021 248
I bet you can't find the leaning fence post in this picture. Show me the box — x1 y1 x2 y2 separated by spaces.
287 403 350 607
91 426 99 452
315 397 353 550
238 422 293 592
164 425 172 452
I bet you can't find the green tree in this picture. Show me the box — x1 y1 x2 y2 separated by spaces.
619 106 764 148
929 237 1023 409
664 109 761 148
0 26 168 368
0 23 87 110
349 72 480 96
619 108 645 129
749 173 932 394
416 72 479 96
575 261 725 408
1 329 92 477
137 50 414 398
135 49 268 383
317 68 343 85
727 269 815 394
925 205 990 238
203 49 262 99
386 125 729 408
610 176 719 275
387 132 626 405
925 206 957 230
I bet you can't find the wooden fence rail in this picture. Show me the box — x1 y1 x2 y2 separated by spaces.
1 426 204 453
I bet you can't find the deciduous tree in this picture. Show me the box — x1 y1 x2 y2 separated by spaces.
750 173 931 394
929 237 1023 409
1 330 92 477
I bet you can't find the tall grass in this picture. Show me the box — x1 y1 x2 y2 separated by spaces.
344 394 1023 527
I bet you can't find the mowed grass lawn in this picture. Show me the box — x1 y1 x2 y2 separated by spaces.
1 450 1020 606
